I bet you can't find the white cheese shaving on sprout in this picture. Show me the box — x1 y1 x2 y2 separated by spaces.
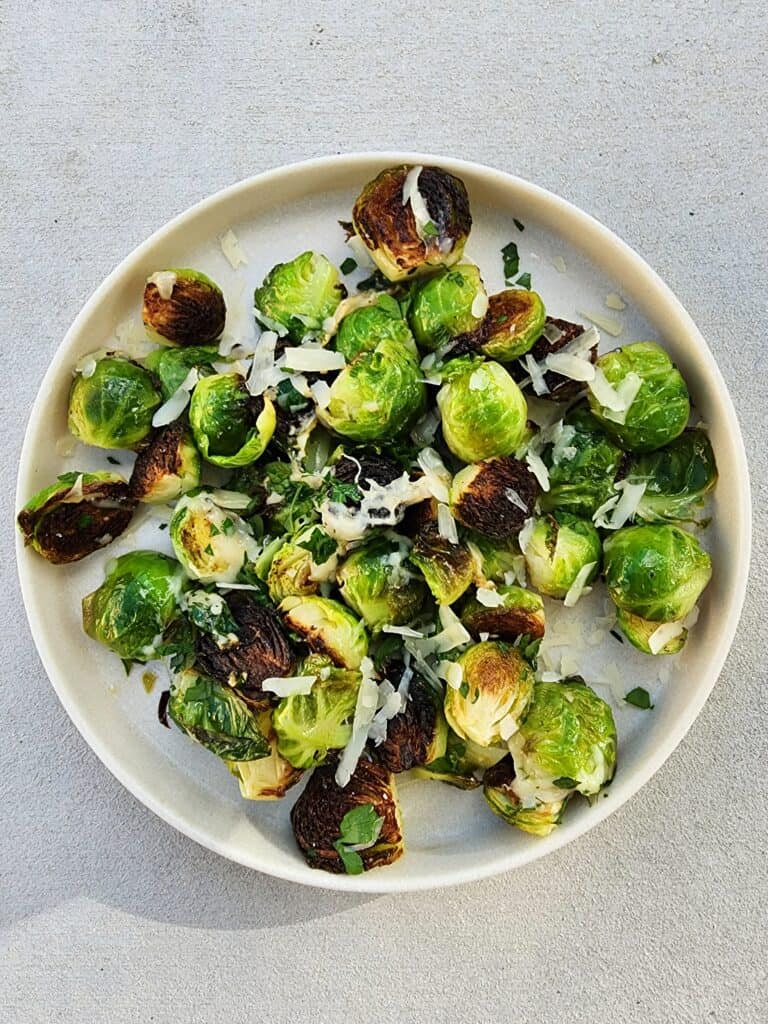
471 290 489 319
411 407 441 447
368 680 404 746
335 658 379 787
151 368 199 427
416 447 451 503
602 373 643 425
648 620 685 655
499 713 520 741
518 516 536 555
208 489 252 510
382 624 425 638
563 561 597 607
219 228 248 269
544 351 596 382
505 486 528 511
261 675 317 698
309 379 332 409
147 271 177 300
577 309 623 337
523 353 549 396
525 451 550 492
60 473 85 503
476 587 505 608
402 165 434 240
245 330 278 396
253 307 288 338
468 369 488 391
437 503 458 544
593 480 646 530
282 345 346 374
397 654 414 699
437 660 464 690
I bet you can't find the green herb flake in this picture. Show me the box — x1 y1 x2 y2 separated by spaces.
158 521 168 530
513 218 525 232
328 480 362 505
204 543 215 556
515 272 532 289
333 803 384 875
298 526 337 565
501 241 520 281
422 221 439 238
221 517 234 534
459 681 470 699
340 257 357 275
553 776 578 789
624 687 654 710
77 513 94 529
209 523 221 536
106 456 120 466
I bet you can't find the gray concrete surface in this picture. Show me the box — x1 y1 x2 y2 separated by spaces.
1 2 766 1022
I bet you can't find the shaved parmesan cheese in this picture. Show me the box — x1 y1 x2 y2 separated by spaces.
577 309 623 337
382 624 424 638
499 713 519 741
437 503 459 544
592 492 620 528
563 561 597 607
683 606 700 628
219 228 248 269
476 587 505 608
416 447 451 502
265 492 284 506
262 675 317 698
152 368 199 427
60 473 84 503
550 425 578 466
539 671 563 683
602 372 643 425
471 290 489 319
148 271 177 300
505 487 528 511
525 451 550 492
551 255 567 273
523 353 549 396
594 480 646 530
347 234 374 268
368 681 404 746
605 292 626 311
434 605 472 653
335 659 379 787
253 307 289 338
437 660 464 690
215 582 262 591
518 516 535 555
309 379 332 409
397 656 414 699
542 323 565 345
544 351 596 382
648 620 685 655
282 346 346 374
588 367 625 411
80 357 97 379
245 330 278 396
402 165 434 240
209 489 252 510
411 407 441 447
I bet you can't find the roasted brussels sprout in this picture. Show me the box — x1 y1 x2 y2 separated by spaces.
521 513 601 600
408 525 475 605
437 358 528 463
588 341 690 452
407 264 487 351
17 471 136 564
625 429 718 523
267 524 338 603
82 550 186 661
197 593 294 695
465 531 523 584
143 343 220 399
170 491 260 584
460 585 545 641
168 668 270 761
480 289 546 361
129 420 201 504
603 523 712 622
189 373 276 467
352 164 471 282
332 450 404 490
337 535 426 632
280 595 369 669
68 356 161 449
226 710 303 799
372 675 447 773
143 269 226 347
272 656 361 768
444 641 535 748
253 251 344 341
334 294 417 361
539 405 624 518
413 730 504 789
614 607 687 655
317 338 426 442
450 455 540 540
483 756 567 836
507 679 617 801
510 317 597 401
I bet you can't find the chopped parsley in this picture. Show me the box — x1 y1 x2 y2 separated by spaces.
422 220 439 238
333 803 384 875
204 543 214 556
515 272 532 289
459 681 470 699
327 479 361 505
340 256 357 275
609 629 624 644
501 241 520 281
624 687 654 710
513 218 525 232
158 522 168 531
221 517 234 534
209 522 221 536
106 456 120 466
553 777 577 789
298 526 337 565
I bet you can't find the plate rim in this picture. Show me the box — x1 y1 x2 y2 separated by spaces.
15 151 752 892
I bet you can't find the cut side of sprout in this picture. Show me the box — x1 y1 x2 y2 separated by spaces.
605 292 626 311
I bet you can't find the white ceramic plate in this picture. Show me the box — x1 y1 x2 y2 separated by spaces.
15 153 751 892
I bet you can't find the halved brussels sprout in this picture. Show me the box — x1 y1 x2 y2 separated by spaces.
507 679 617 801
253 251 344 341
615 607 687 655
460 585 545 641
317 338 426 442
450 455 539 540
226 710 303 799
280 595 369 669
17 471 136 564
437 358 528 463
168 667 270 761
588 341 690 452
603 523 712 622
408 525 475 605
189 373 276 467
332 450 404 490
129 420 201 504
337 535 426 632
626 429 718 523
483 756 567 836
272 656 361 768
539 404 624 518
197 594 294 695
143 343 220 399
413 730 505 789
465 531 523 584
267 524 338 603
143 269 226 346
408 264 487 351
372 675 448 773
521 513 601 599
352 164 471 282
510 317 598 401
334 294 417 361
170 491 261 584
68 356 161 449
82 550 186 661
444 641 535 748
480 289 546 361
291 758 404 873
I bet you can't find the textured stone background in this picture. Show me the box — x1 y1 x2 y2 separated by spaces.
1 2 766 1022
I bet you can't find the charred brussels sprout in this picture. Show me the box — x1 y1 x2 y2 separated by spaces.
409 526 475 605
272 656 361 768
481 289 546 361
143 344 220 399
227 710 303 799
603 524 712 622
460 585 545 641
189 373 276 467
129 420 201 504
280 595 368 669
334 294 417 361
408 264 487 351
507 679 617 802
373 675 447 773
352 164 471 282
143 269 226 347
437 359 528 463
168 668 270 761
17 471 136 564
82 550 186 661
318 338 426 442
253 251 344 341
267 524 338 603
483 757 568 836
170 491 261 584
625 429 718 524
540 405 624 518
450 455 540 540
588 341 690 452
338 536 426 632
510 317 598 401
614 607 688 655
444 641 535 748
521 513 601 600
68 356 161 449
